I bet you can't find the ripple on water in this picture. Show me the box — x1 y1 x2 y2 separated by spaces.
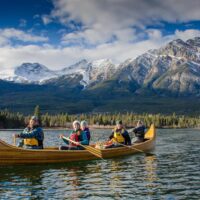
0 129 200 199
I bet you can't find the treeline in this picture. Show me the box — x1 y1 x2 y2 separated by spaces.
0 110 25 128
1 109 200 129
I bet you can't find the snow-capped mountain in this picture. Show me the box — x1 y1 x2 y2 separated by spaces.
14 63 58 83
0 58 117 86
110 37 200 95
1 36 200 95
2 63 58 83
88 59 116 81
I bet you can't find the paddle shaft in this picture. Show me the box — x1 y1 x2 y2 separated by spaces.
62 136 103 159
115 142 145 153
62 136 85 148
13 136 16 146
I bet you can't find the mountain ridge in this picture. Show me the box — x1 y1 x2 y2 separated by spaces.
1 37 200 114
1 36 200 97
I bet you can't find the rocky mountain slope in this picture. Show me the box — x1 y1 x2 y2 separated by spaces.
109 37 200 96
0 37 200 100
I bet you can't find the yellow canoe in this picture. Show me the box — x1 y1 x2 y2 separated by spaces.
0 124 156 165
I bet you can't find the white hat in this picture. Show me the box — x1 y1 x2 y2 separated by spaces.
81 120 88 127
31 116 38 121
73 120 80 127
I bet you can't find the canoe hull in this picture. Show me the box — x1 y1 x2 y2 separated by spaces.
0 124 156 165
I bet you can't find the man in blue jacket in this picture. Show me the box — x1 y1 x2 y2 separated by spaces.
14 116 44 149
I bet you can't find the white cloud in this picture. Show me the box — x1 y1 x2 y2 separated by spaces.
46 0 200 46
0 28 199 77
147 29 163 41
61 27 138 46
174 29 200 41
0 28 48 46
42 15 53 25
1 0 200 75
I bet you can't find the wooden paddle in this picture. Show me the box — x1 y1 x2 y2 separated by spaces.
111 140 148 153
62 136 103 159
114 142 154 156
13 135 16 146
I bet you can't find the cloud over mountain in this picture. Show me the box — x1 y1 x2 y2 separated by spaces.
0 28 48 46
0 0 199 74
46 0 200 45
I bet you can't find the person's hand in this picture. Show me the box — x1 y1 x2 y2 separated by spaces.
74 142 80 145
59 134 64 139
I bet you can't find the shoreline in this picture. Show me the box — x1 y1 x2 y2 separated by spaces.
0 126 199 131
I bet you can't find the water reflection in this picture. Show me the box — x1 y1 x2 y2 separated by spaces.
0 165 45 199
0 129 200 199
109 160 124 199
144 155 158 199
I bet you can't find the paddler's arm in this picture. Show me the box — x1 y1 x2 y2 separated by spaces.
17 128 41 139
61 136 69 145
109 131 114 140
13 127 28 138
122 130 132 145
60 132 72 145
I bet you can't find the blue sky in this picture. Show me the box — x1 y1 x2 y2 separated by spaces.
0 0 52 27
0 0 200 74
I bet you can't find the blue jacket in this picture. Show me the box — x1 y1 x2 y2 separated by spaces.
82 127 91 142
19 126 44 142
133 125 145 138
79 131 89 145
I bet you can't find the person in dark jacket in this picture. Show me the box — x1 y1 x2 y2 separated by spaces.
133 120 146 143
81 120 91 143
106 120 131 148
14 116 44 149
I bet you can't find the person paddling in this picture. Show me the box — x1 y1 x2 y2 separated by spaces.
59 120 89 150
13 116 44 149
105 120 131 148
133 120 146 143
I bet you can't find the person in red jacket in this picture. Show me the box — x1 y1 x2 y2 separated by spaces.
59 120 88 150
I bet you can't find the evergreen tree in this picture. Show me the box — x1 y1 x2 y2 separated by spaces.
34 105 42 126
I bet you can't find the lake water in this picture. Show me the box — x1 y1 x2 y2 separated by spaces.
0 129 199 200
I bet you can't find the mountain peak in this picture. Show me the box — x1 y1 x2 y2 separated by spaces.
15 63 49 72
79 59 88 63
1 36 200 96
91 59 112 67
14 63 56 83
186 37 200 47
168 38 187 47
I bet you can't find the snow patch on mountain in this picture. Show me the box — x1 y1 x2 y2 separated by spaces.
1 36 200 95
14 63 58 83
